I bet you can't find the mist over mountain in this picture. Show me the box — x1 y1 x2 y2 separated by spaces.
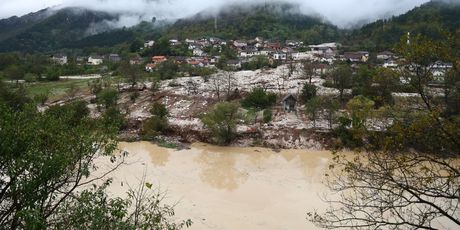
0 0 459 52
1 0 432 28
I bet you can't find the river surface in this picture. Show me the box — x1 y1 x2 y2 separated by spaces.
97 141 336 230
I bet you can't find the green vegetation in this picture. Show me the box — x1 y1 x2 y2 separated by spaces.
142 102 169 139
310 31 460 229
349 0 460 50
167 3 339 43
201 102 243 145
241 87 277 111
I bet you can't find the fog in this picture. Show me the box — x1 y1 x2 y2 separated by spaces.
0 0 434 28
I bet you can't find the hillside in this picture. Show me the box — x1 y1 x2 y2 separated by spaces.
0 8 139 52
165 2 340 44
349 0 460 51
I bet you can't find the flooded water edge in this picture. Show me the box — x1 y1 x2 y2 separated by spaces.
94 141 338 230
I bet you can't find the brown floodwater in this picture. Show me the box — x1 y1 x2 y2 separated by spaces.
94 141 336 230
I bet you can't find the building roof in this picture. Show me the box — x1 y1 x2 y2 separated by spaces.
281 94 297 102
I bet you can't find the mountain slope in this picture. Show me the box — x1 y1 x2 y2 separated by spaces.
0 8 130 52
349 0 460 50
166 2 340 43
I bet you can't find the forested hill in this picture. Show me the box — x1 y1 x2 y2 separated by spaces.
0 8 138 53
349 0 460 51
167 2 340 44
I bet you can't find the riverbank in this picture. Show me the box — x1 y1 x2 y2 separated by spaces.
92 141 337 230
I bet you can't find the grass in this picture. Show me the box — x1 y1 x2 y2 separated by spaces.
157 141 179 149
25 79 93 102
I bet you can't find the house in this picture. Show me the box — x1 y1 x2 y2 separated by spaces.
130 57 144 65
383 60 398 69
377 51 394 61
88 56 103 65
145 63 156 72
239 46 259 57
144 40 155 48
286 40 303 47
281 94 297 112
185 38 195 44
193 48 206 57
431 61 453 82
108 54 122 62
152 56 167 64
227 59 242 69
233 40 247 48
265 41 281 50
169 39 180 46
273 52 287 61
260 48 275 56
309 43 339 57
52 54 68 65
344 51 369 62
292 52 313 61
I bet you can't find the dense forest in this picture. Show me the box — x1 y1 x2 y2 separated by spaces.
0 0 459 53
349 0 460 50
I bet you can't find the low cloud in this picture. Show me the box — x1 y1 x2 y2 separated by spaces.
1 0 432 28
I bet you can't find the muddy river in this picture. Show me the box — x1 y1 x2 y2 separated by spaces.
96 141 336 229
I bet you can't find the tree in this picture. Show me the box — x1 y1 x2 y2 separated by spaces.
323 97 340 129
52 178 192 230
346 95 375 129
119 61 144 90
301 83 317 102
223 71 237 99
201 102 242 145
306 97 321 128
3 65 25 84
0 101 118 228
331 64 352 102
142 102 169 139
302 61 316 84
241 87 277 111
309 33 460 230
97 88 119 109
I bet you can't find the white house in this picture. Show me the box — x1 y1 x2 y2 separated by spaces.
52 54 68 65
144 40 155 48
291 52 313 61
88 56 103 65
193 48 206 57
233 40 247 48
273 52 287 60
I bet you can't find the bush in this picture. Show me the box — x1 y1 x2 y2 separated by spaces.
201 102 242 145
97 88 119 109
102 108 127 131
301 83 317 102
241 87 277 110
263 109 273 123
142 103 169 139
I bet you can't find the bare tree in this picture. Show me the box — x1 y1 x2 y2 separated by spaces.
302 60 316 84
309 33 460 230
210 74 223 100
223 71 237 99
185 78 199 95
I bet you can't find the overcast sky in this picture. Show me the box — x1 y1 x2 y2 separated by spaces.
0 0 431 28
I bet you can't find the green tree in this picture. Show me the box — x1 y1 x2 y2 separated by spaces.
310 33 460 230
0 101 117 228
301 83 317 102
306 97 321 128
142 102 169 139
346 95 375 129
201 102 243 145
97 88 119 109
241 87 277 111
3 65 25 84
331 64 352 102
